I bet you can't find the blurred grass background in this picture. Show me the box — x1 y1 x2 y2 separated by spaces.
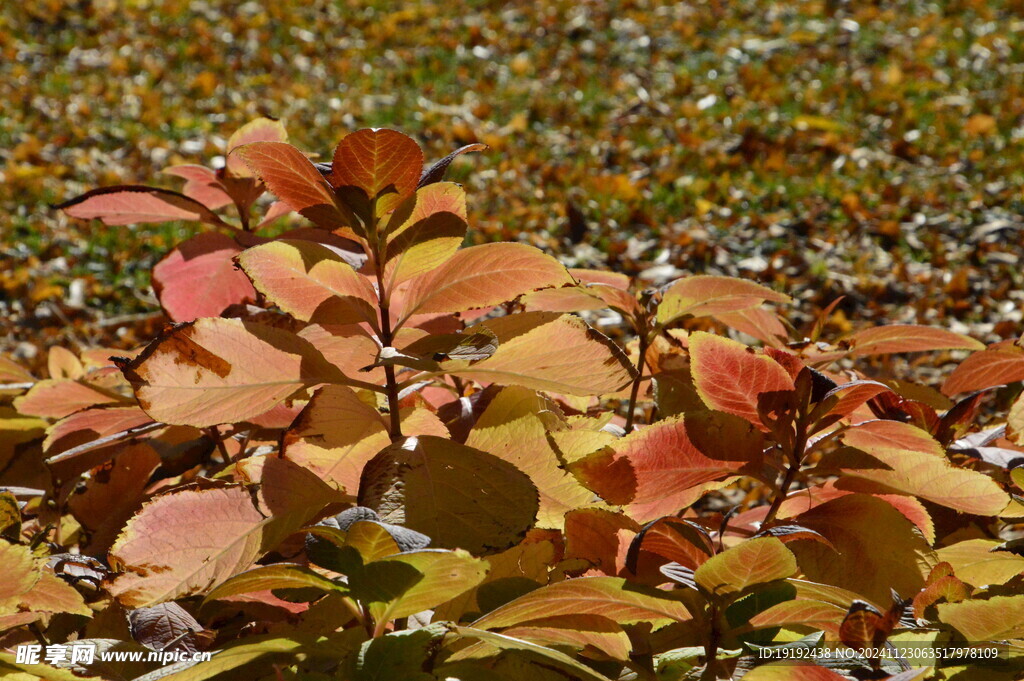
2 0 1024 355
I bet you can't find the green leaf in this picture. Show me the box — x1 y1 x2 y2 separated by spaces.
472 576 696 630
203 564 348 604
362 550 488 621
348 624 450 681
451 626 615 681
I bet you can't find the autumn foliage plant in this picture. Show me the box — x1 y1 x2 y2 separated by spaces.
1 121 1023 681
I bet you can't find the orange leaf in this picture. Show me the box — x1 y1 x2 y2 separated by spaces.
502 614 632 662
398 243 574 323
109 458 338 607
842 420 945 457
120 318 346 427
941 344 1024 395
0 540 41 613
563 509 639 576
843 324 983 357
452 312 635 397
329 128 423 216
384 181 467 240
284 385 445 494
744 600 848 637
234 141 359 235
383 210 467 288
657 275 790 326
472 576 695 630
693 537 797 598
16 572 91 617
937 595 1024 640
226 117 288 177
935 539 1024 588
833 422 1010 515
13 379 125 419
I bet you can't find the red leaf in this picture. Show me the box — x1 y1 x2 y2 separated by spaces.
689 332 795 428
570 411 762 521
163 165 233 209
152 232 257 322
56 186 228 227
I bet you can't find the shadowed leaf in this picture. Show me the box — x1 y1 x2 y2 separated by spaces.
236 239 378 326
359 436 539 555
465 386 594 529
153 232 256 322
